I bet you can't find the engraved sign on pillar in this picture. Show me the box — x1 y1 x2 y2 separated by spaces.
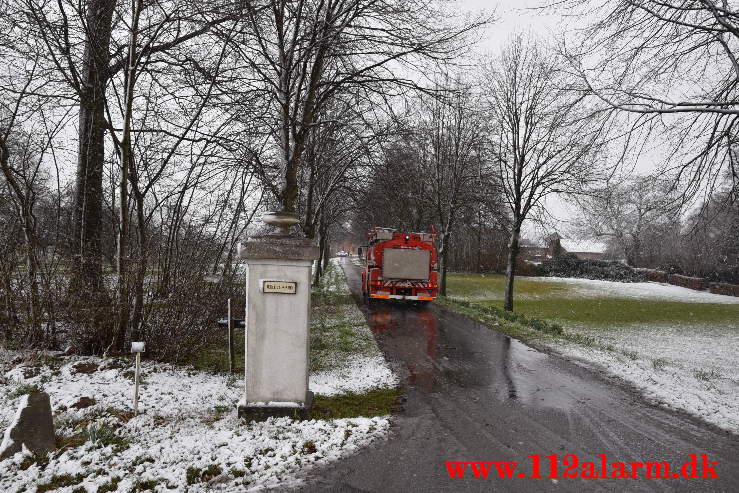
260 280 297 294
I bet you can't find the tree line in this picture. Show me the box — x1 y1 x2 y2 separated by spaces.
1 0 737 357
0 0 488 356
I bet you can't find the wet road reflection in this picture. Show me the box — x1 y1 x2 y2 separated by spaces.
501 336 517 400
369 305 438 389
365 299 552 411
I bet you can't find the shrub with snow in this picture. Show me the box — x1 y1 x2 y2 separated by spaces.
541 254 644 282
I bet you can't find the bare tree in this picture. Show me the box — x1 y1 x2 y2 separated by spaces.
11 0 239 297
354 137 431 234
294 93 375 283
229 0 489 215
562 0 739 200
682 182 739 278
416 81 487 295
482 35 609 311
104 1 240 349
576 174 679 266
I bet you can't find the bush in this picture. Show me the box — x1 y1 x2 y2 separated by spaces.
703 267 739 285
541 254 644 282
515 259 544 276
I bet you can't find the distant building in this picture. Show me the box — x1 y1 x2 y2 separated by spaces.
546 232 608 260
520 232 608 261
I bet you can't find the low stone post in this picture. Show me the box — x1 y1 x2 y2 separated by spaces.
0 392 55 459
237 213 319 418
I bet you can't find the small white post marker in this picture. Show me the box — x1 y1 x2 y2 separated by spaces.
131 341 145 415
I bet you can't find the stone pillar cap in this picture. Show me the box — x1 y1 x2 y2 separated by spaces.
238 234 319 261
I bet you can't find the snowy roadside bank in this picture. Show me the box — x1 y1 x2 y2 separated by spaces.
551 328 739 433
310 258 397 396
536 278 739 433
0 262 397 492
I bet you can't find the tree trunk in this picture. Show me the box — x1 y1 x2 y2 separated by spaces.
632 235 641 267
129 192 147 342
476 211 482 273
503 225 521 311
22 226 42 344
439 232 450 296
71 0 116 295
0 139 43 343
114 139 130 349
114 0 143 351
322 234 330 274
313 234 324 287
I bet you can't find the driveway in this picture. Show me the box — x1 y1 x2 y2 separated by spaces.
297 260 738 492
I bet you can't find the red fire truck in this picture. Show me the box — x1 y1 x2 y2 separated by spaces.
361 227 439 302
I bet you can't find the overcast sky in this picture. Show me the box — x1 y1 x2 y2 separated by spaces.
456 0 582 241
457 0 564 54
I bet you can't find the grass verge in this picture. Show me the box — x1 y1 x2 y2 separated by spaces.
308 387 401 420
437 296 647 362
493 297 739 327
446 273 739 327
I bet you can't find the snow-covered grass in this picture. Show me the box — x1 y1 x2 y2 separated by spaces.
551 323 739 433
310 259 396 397
533 276 739 304
0 261 397 492
448 273 739 304
444 273 739 434
448 274 739 327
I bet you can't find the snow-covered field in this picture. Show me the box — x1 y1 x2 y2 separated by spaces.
530 277 739 433
0 263 397 492
533 276 739 304
552 326 739 433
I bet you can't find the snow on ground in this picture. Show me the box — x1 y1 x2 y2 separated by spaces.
553 332 739 433
311 355 396 397
309 259 398 396
1 359 390 492
526 276 739 433
532 276 739 304
0 261 397 492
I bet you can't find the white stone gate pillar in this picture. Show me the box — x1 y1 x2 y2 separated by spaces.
237 217 319 418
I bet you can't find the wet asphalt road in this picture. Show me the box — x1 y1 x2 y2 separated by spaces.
297 259 738 492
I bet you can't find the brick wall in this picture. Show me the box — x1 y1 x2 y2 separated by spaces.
709 282 739 297
635 268 739 297
636 268 669 283
668 274 707 291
